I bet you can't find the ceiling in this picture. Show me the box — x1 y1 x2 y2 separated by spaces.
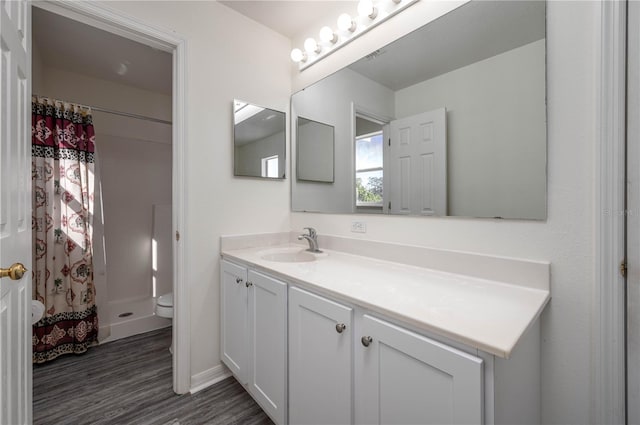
219 1 357 39
32 1 545 97
32 7 172 95
348 0 546 91
32 1 351 95
235 107 286 145
220 0 545 92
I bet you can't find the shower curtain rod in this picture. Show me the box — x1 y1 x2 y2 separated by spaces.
91 106 172 125
33 95 172 125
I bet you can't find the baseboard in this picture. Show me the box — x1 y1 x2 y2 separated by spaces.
98 325 111 343
190 363 232 394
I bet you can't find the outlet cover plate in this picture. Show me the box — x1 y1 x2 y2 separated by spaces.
351 221 366 233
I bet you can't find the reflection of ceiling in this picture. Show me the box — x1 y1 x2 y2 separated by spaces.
235 101 265 124
219 1 357 39
235 109 286 145
348 1 545 91
33 7 172 95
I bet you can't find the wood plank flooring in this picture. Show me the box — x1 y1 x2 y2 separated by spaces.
33 328 273 425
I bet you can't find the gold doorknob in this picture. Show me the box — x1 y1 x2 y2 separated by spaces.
0 263 27 280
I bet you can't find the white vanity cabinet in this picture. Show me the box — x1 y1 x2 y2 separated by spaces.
220 249 544 425
288 287 353 425
287 288 484 425
220 260 287 425
356 314 483 424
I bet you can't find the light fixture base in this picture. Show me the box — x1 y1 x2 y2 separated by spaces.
297 0 420 71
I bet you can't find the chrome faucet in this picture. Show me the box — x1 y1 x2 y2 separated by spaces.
298 227 322 253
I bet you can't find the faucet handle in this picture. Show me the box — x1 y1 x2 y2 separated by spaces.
303 227 317 238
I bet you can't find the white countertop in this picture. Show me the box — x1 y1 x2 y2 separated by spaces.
221 243 550 358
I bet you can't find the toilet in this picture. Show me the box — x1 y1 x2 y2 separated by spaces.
156 292 173 318
156 293 174 354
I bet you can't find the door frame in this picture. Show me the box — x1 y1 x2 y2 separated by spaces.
594 0 626 423
32 1 190 394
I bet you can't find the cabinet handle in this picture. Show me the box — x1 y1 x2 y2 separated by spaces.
235 277 243 284
246 281 253 287
361 336 373 347
335 323 346 333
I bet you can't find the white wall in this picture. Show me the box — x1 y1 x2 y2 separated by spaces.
97 0 292 381
235 130 285 178
395 39 546 219
97 132 171 302
290 2 596 424
31 40 45 94
292 67 394 212
34 66 173 306
296 119 334 182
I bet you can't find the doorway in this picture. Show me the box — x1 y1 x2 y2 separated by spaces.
33 5 173 346
29 1 189 395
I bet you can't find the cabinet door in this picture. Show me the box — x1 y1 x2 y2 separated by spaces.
248 270 287 425
289 287 353 425
357 315 483 425
221 260 248 383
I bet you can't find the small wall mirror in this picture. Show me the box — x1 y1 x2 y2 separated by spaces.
233 100 286 179
296 117 335 183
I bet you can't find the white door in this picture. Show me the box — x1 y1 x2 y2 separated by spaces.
247 270 286 425
356 315 483 425
220 260 248 383
288 287 352 425
0 0 31 424
628 1 640 423
388 108 447 216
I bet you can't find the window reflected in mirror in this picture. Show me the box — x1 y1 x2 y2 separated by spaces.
355 117 384 210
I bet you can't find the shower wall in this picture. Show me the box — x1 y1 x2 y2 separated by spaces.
32 62 173 338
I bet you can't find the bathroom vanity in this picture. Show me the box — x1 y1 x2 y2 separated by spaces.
220 233 550 425
224 1 550 422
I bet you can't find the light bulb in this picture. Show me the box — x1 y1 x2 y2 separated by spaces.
319 26 337 44
337 13 356 32
304 37 321 54
358 0 378 19
290 48 307 63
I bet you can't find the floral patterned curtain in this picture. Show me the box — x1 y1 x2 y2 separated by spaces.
32 96 98 363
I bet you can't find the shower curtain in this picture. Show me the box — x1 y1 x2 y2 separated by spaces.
32 96 99 363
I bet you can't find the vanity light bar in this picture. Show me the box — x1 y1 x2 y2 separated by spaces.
291 0 420 71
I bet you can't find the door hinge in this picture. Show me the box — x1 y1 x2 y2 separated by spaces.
388 201 391 210
620 260 627 278
176 231 180 242
388 138 391 146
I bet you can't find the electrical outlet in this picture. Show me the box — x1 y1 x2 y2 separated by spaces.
351 221 366 233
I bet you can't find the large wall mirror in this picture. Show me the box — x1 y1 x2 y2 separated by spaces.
234 100 286 179
291 0 547 219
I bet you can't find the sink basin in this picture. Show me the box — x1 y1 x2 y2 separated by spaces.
260 247 318 263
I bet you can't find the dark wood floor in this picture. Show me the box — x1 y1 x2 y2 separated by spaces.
33 328 273 425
